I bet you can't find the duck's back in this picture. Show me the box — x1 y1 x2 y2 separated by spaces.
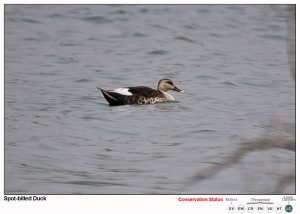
127 86 162 98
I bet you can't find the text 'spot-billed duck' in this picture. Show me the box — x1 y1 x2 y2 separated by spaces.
97 78 185 106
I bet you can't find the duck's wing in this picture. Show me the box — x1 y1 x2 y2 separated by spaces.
127 86 162 98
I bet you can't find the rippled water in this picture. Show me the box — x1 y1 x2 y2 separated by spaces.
5 5 295 194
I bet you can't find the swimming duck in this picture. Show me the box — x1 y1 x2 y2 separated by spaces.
97 78 185 106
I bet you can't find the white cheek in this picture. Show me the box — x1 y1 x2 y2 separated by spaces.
111 88 133 96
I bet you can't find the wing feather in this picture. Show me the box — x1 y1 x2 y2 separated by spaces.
127 86 162 98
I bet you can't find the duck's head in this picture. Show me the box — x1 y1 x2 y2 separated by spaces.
157 79 185 94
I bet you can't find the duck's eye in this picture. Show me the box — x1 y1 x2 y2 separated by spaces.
166 81 173 85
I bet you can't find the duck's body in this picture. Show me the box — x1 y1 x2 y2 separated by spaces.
97 79 184 106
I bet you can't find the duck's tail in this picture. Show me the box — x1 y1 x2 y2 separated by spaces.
97 87 122 105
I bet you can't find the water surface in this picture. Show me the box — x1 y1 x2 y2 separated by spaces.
5 5 295 194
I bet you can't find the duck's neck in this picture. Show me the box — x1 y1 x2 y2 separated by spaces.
159 89 175 101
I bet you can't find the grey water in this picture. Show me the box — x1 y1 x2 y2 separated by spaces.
5 5 295 194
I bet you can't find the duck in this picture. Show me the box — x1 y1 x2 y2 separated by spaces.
97 78 185 106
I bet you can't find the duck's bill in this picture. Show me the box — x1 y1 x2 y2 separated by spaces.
173 86 185 94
